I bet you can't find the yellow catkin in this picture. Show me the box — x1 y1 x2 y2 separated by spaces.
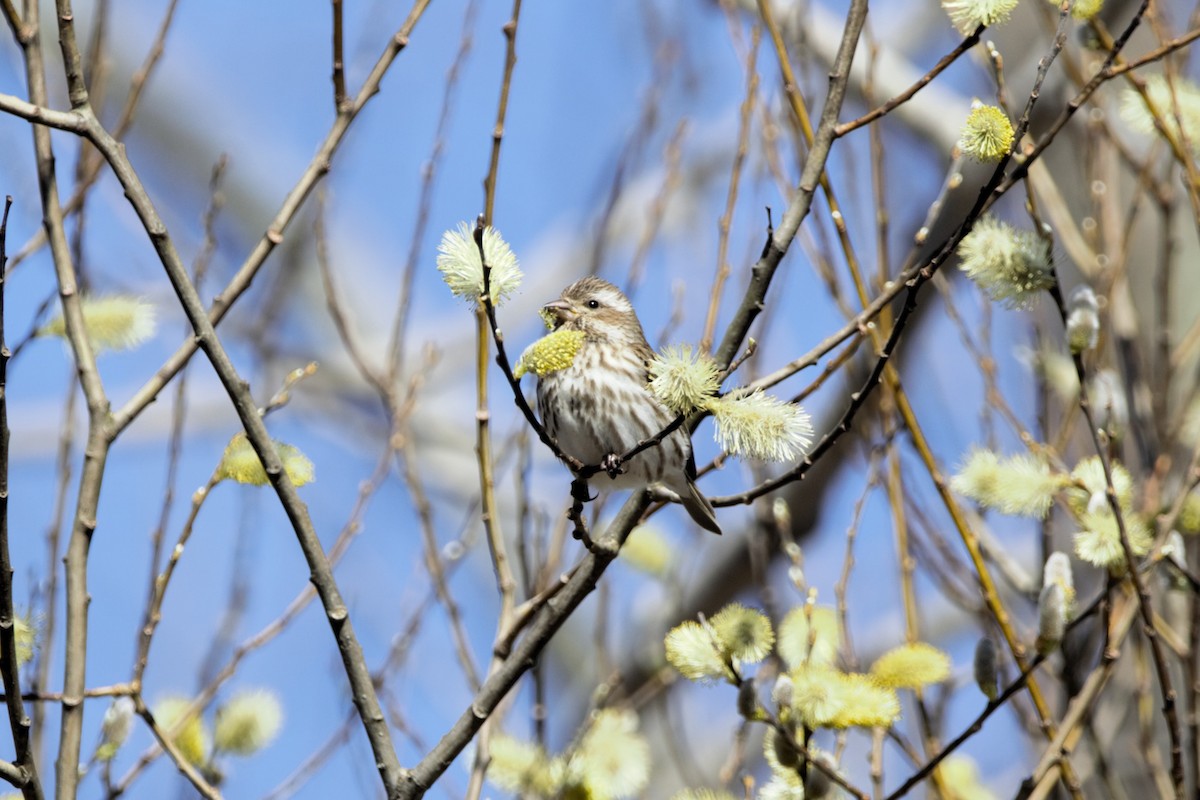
514 329 585 378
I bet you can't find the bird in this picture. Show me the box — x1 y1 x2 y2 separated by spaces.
536 276 721 534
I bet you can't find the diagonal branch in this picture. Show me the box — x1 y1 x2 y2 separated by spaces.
75 105 404 796
8 1 445 794
711 0 869 374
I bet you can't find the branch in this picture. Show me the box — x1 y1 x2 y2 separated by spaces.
1051 279 1185 796
74 106 404 794
886 589 1108 800
9 4 114 794
468 4 524 785
135 697 222 800
0 197 44 800
712 0 868 373
481 0 521 224
0 758 28 789
331 0 346 110
6 0 182 275
6 0 437 790
397 493 650 798
834 25 982 137
0 92 87 131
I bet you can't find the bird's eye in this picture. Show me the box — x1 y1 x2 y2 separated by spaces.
586 299 600 309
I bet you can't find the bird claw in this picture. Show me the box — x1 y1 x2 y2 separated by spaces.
602 453 625 479
570 478 596 504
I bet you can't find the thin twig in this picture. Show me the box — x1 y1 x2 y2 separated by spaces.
0 197 43 799
397 493 649 798
10 4 114 793
1051 279 1186 796
131 473 220 688
711 0 867 376
701 23 759 353
136 154 226 687
386 0 479 383
113 447 395 793
471 27 526 767
7 0 181 275
834 25 982 137
133 697 222 799
55 61 405 800
886 591 1115 800
330 0 346 110
481 0 521 225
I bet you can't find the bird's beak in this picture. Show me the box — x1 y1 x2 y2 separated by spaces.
541 298 576 328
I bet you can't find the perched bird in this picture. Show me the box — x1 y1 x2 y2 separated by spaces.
537 276 721 534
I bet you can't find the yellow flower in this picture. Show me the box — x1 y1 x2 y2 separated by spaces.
762 726 804 776
1024 346 1080 402
41 295 157 352
514 329 585 378
956 216 1054 309
9 612 38 667
951 449 1065 518
789 664 845 728
1042 552 1076 617
785 665 901 729
96 697 136 762
671 791 739 800
1036 583 1066 654
826 672 901 729
216 433 315 487
153 696 210 767
488 735 561 796
569 709 650 800
1043 0 1103 19
709 603 774 663
776 605 839 669
959 104 1014 161
618 526 671 577
870 643 952 689
665 620 733 682
1179 492 1200 534
758 774 807 800
1066 456 1133 515
941 0 1019 34
648 346 721 414
436 222 522 305
1121 75 1200 149
214 689 283 756
939 755 998 800
1073 510 1152 571
1065 285 1100 354
707 392 813 462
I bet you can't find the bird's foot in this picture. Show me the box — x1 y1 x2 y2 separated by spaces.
566 481 599 552
602 453 625 479
570 478 596 504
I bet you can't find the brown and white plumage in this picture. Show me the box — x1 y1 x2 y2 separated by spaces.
537 276 721 534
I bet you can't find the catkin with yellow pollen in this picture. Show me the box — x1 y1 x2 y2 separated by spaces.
513 329 585 378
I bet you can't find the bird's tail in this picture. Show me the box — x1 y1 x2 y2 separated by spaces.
681 478 722 535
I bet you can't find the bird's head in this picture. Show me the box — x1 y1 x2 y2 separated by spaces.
541 277 644 345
